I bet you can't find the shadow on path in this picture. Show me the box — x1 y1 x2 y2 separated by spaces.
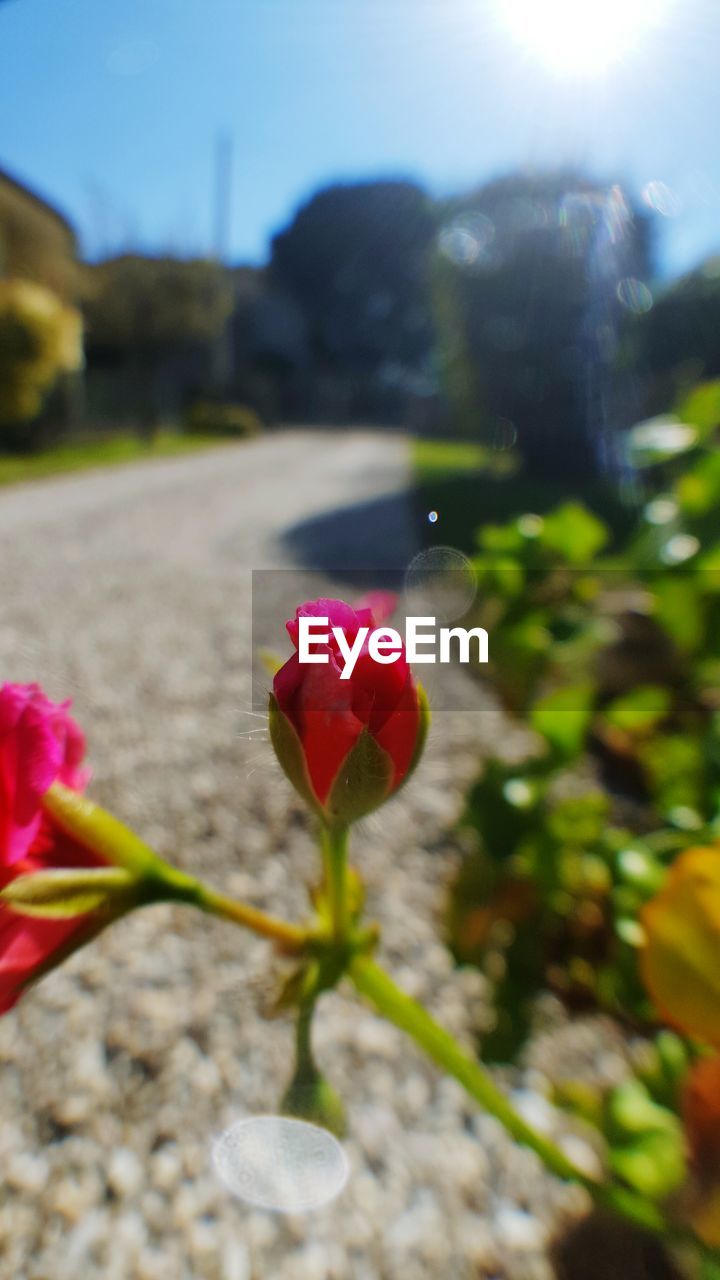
281 485 421 587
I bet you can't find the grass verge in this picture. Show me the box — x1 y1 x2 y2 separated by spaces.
411 437 638 553
0 432 236 488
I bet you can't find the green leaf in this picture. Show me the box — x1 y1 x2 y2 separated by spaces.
677 451 720 515
325 729 394 827
479 915 544 1063
1 867 136 919
638 733 705 813
700 1255 720 1280
268 693 323 818
604 685 672 735
477 523 525 555
636 1031 690 1109
605 1079 687 1196
677 378 720 439
605 1080 680 1142
547 792 609 846
609 1130 686 1200
539 502 608 564
531 683 594 760
460 758 548 859
651 575 704 651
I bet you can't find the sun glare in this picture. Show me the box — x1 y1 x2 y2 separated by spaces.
500 0 673 77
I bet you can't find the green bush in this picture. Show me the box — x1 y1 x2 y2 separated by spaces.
184 401 262 439
449 383 720 1060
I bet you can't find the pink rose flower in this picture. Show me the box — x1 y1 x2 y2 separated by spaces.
0 683 101 1013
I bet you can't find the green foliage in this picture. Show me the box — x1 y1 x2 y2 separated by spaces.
539 501 609 563
270 180 437 376
605 1081 686 1201
530 684 595 761
449 385 720 1088
678 379 720 438
85 254 233 353
635 250 720 400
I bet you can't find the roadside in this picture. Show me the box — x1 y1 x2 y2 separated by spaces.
0 430 238 489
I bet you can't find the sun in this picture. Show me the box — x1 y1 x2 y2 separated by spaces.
499 0 672 77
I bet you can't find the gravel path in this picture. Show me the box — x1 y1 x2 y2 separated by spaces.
0 430 610 1280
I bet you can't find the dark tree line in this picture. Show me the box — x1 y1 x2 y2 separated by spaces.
80 168 720 478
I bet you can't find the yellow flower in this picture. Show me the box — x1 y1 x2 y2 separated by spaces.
641 846 720 1046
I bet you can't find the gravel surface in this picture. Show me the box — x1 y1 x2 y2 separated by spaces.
0 430 619 1280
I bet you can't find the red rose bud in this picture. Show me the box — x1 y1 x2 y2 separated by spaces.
270 598 428 826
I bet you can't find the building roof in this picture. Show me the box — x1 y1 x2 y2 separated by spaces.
0 165 77 247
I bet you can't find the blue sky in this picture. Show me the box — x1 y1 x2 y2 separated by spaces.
2 0 720 277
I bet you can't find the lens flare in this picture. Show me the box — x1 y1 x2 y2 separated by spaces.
499 0 674 76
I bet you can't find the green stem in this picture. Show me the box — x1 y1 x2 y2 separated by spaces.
349 956 670 1237
321 825 349 941
295 998 317 1075
184 881 307 952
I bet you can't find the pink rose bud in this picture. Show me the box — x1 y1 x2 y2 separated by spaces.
0 683 106 1013
270 598 428 827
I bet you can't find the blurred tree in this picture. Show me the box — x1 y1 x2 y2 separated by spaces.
432 171 652 477
84 255 233 436
0 279 83 449
269 180 438 416
632 259 720 411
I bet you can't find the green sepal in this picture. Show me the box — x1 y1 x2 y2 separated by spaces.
395 681 430 796
1 867 137 919
271 960 323 1015
268 693 323 818
41 784 203 905
43 784 169 878
324 729 394 827
258 648 284 678
311 864 365 928
280 1071 347 1138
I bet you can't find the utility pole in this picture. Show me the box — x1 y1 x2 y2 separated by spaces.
213 131 233 263
211 131 233 395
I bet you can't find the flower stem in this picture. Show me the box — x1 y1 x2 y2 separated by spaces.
321 825 350 942
349 955 670 1237
295 997 317 1073
188 883 307 952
